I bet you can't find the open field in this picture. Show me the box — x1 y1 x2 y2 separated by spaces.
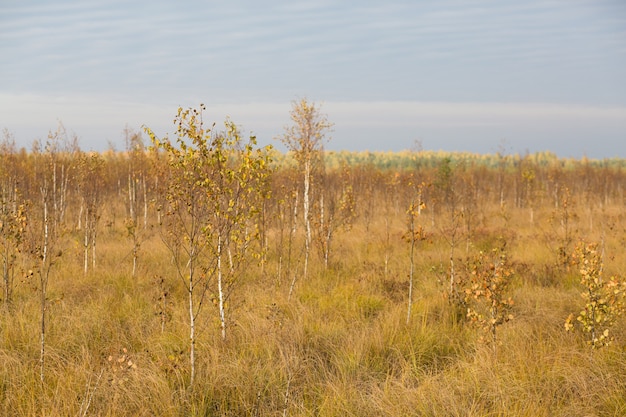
2 138 626 416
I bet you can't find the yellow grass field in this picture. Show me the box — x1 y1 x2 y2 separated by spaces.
1 146 626 416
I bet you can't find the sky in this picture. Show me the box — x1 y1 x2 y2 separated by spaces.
1 0 625 158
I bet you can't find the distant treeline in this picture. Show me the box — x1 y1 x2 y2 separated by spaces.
271 149 626 171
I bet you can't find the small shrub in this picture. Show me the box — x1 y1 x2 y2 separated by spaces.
463 243 515 350
565 241 626 348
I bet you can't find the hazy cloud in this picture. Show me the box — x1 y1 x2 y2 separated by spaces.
2 93 624 158
1 0 624 156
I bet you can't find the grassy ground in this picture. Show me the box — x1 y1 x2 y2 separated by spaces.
1 199 626 416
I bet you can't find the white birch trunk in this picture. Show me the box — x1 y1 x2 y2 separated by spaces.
188 249 196 388
303 159 311 281
83 224 89 275
40 197 49 384
92 222 97 270
142 175 148 229
218 235 226 340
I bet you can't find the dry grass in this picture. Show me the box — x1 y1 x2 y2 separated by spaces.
2 186 626 416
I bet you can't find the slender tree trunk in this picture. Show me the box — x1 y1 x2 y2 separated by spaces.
92 222 97 270
77 201 83 230
83 223 89 275
130 219 139 279
288 191 299 300
227 243 234 273
142 175 148 229
52 164 57 226
276 205 285 286
320 193 325 267
160 287 167 334
188 249 195 388
128 173 135 221
449 243 456 299
217 235 226 340
2 251 8 308
40 271 46 385
407 228 415 325
324 227 332 270
60 165 69 225
384 217 390 278
303 159 311 281
491 307 498 356
40 198 49 385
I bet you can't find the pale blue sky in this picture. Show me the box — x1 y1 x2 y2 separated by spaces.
1 0 625 157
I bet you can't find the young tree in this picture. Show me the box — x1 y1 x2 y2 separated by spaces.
435 157 464 306
271 168 299 288
146 104 272 387
549 187 577 269
463 243 515 354
147 118 209 388
76 152 104 274
403 176 427 324
314 164 355 269
29 123 78 384
207 122 272 341
0 131 28 309
457 161 480 254
520 161 537 225
495 142 511 208
124 129 149 277
565 240 626 349
381 170 401 278
278 98 332 296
